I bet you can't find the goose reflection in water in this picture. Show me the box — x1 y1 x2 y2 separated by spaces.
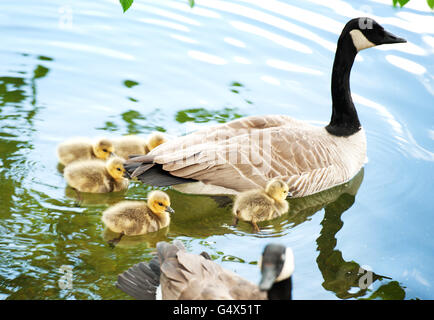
286 168 405 299
167 168 405 299
312 169 405 299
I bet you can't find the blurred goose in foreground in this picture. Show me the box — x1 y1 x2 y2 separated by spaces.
102 190 174 246
64 157 128 193
124 18 406 198
116 240 294 300
57 137 114 166
232 179 291 232
113 132 168 160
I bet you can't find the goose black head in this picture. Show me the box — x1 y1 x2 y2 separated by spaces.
258 244 294 291
343 17 406 52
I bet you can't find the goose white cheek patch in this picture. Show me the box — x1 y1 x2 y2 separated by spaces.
350 29 375 52
275 248 295 282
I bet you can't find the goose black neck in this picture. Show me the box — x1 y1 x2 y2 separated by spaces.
326 32 361 137
267 277 292 300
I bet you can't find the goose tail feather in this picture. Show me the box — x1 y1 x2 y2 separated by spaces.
124 156 196 187
116 256 161 300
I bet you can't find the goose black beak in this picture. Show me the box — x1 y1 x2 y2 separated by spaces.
258 264 277 291
165 206 175 214
381 30 406 44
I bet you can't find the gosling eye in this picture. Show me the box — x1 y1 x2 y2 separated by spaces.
158 202 164 206
117 168 122 171
102 149 108 152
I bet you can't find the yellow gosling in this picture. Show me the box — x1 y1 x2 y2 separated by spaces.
232 179 290 232
112 132 168 160
102 191 174 245
146 132 167 152
64 156 129 193
57 137 114 166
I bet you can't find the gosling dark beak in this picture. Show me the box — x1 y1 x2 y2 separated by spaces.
381 30 406 44
123 171 131 179
110 152 117 157
123 166 131 179
165 206 175 214
286 191 293 199
258 264 277 291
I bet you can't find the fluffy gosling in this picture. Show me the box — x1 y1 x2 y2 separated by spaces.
57 137 114 166
112 132 168 160
102 190 174 245
146 132 167 151
64 156 129 193
232 179 291 232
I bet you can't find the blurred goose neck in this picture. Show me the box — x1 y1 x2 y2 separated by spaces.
267 276 292 300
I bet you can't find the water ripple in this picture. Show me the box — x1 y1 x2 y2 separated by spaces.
187 50 227 65
230 21 313 54
138 18 190 32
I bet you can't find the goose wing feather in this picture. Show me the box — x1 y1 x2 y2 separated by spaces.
116 241 266 300
116 257 160 300
125 115 365 197
161 250 265 300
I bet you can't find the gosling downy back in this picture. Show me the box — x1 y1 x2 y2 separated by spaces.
64 157 128 193
102 191 173 236
233 179 290 223
112 135 148 160
57 137 114 166
146 132 168 152
124 18 406 198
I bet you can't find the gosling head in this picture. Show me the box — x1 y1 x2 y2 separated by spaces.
258 244 295 293
146 132 167 151
93 138 115 160
147 190 175 215
265 179 290 202
343 17 406 53
106 156 126 180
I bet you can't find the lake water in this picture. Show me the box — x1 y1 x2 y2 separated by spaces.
0 0 433 300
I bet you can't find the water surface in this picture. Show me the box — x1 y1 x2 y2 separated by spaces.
0 0 433 299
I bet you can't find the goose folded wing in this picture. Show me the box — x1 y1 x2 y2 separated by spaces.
126 115 343 196
161 250 264 300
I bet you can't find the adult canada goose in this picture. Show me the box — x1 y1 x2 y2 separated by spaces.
116 240 294 300
102 190 174 245
232 179 290 232
124 18 406 198
112 132 168 160
64 156 129 193
57 137 114 166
